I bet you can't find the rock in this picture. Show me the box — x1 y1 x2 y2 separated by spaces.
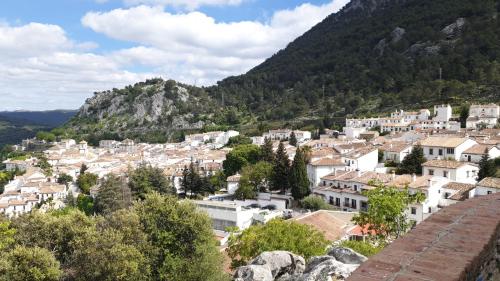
234 265 274 281
297 259 359 281
374 39 387 56
328 247 368 264
391 27 406 43
303 256 337 274
251 251 306 278
442 18 466 38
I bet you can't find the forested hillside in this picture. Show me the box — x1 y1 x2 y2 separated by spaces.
213 0 500 119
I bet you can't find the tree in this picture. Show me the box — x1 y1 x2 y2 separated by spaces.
290 148 310 200
289 131 298 146
76 173 98 194
134 193 229 281
235 161 273 199
80 164 88 175
128 164 175 200
260 137 275 163
0 246 61 281
226 135 252 147
227 219 329 268
222 144 261 176
270 142 290 193
477 153 496 181
36 131 56 142
95 175 132 215
181 163 214 197
76 194 94 215
459 104 469 128
300 195 332 211
0 221 15 251
57 173 73 186
352 182 424 239
396 145 426 175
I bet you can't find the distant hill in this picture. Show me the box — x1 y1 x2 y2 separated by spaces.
0 110 77 147
65 0 500 142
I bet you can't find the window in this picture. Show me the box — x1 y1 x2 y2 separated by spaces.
336 198 340 206
446 148 454 154
445 192 451 199
428 169 434 176
344 198 350 207
487 191 493 195
411 207 416 215
361 201 368 211
428 207 432 213
429 148 434 155
443 171 448 178
354 185 358 191
438 149 443 156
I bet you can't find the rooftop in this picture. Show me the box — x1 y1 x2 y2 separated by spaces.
477 177 500 189
422 159 466 169
420 137 468 148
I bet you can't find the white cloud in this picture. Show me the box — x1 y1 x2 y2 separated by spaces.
123 0 245 10
82 0 349 85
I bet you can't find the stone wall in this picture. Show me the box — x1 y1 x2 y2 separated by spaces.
347 192 500 281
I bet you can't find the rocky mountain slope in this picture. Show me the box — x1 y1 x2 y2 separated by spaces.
66 0 500 142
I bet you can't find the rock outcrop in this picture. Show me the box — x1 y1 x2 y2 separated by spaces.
233 248 366 281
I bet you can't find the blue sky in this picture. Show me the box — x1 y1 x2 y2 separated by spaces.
0 0 349 110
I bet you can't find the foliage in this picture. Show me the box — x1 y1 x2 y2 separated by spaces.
181 162 214 197
226 219 329 268
35 131 56 142
222 144 261 176
76 194 94 216
0 221 15 251
290 148 310 200
0 246 61 281
396 145 426 175
76 172 98 194
57 173 73 185
289 132 298 146
300 195 332 211
128 164 175 200
478 153 496 181
235 161 273 200
35 154 52 176
134 193 228 281
339 240 385 257
260 137 275 163
95 175 132 215
353 182 425 239
270 142 290 193
226 135 252 147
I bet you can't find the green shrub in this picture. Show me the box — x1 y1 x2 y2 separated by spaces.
300 195 332 211
339 240 385 257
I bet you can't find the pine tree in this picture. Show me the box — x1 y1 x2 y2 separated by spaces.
478 152 496 181
290 148 310 200
95 175 132 215
261 137 275 163
270 142 290 194
397 145 426 175
289 132 298 147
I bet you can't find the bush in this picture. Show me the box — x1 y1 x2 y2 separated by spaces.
339 240 385 257
300 195 332 211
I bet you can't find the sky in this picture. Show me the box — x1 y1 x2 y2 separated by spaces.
0 0 350 111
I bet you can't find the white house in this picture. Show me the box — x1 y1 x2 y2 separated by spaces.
475 177 500 196
307 158 346 189
433 104 452 122
381 142 413 163
461 144 500 163
344 127 367 139
194 200 259 231
226 173 241 195
342 147 378 172
422 160 479 184
420 137 477 161
466 104 499 129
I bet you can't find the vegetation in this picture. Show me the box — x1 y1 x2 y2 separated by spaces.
270 142 290 193
478 154 497 181
300 195 332 211
396 145 426 175
56 173 73 186
2 194 228 281
94 175 132 215
260 137 275 163
76 173 98 195
128 164 175 200
180 163 214 197
226 135 252 147
289 132 297 146
353 181 425 239
222 144 262 176
227 219 329 268
290 148 310 200
234 161 273 200
339 240 385 257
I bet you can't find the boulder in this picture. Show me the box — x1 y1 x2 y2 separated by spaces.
297 259 359 281
303 256 337 274
327 247 368 264
251 251 306 278
391 27 406 43
234 265 274 281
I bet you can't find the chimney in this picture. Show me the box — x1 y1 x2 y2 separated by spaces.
357 169 362 177
412 173 416 182
428 179 432 188
391 170 396 180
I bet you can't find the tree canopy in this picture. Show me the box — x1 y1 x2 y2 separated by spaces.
396 145 426 175
222 144 262 176
128 164 175 200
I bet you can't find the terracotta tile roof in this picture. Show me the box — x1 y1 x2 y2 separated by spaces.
422 160 466 169
294 210 354 241
443 182 475 201
463 144 493 155
351 171 394 185
320 170 351 181
310 157 345 166
420 137 468 148
226 174 241 182
477 177 500 189
380 141 412 153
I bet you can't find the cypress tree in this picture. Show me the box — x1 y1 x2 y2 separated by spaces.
477 152 496 181
270 142 290 193
261 137 275 163
290 148 310 200
289 132 298 147
396 145 426 175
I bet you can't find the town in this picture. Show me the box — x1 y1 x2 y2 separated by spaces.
0 103 498 251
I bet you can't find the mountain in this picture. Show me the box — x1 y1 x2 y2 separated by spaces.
0 110 77 147
66 0 500 142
